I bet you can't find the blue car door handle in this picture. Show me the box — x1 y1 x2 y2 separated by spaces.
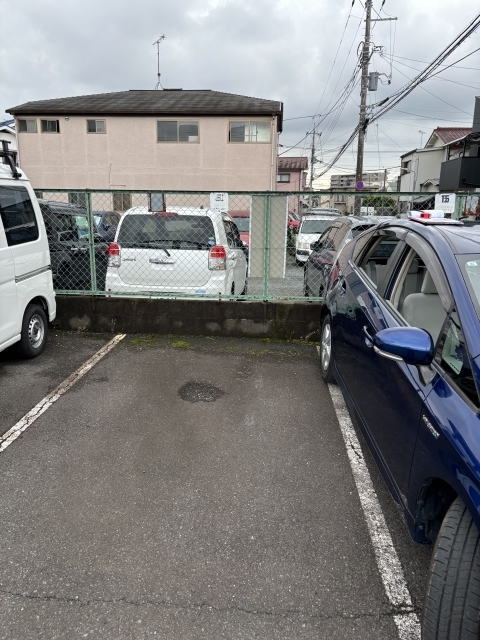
363 325 374 347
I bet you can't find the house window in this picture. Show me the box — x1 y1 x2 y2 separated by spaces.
68 192 87 208
113 193 132 212
277 174 290 183
87 119 106 133
41 120 60 133
229 121 271 143
157 121 199 143
18 119 37 133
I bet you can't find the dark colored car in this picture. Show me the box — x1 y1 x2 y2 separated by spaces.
319 214 480 638
93 210 121 242
230 211 250 247
38 200 109 290
303 216 378 297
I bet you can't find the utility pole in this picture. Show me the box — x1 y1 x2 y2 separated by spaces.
309 125 321 207
309 124 317 192
354 0 373 213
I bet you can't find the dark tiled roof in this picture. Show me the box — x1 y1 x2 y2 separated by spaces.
277 156 308 170
8 90 283 130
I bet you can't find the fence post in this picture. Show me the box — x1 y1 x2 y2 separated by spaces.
86 191 97 293
454 193 465 219
263 194 271 299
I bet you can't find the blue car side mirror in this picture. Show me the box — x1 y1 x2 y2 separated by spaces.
373 327 434 366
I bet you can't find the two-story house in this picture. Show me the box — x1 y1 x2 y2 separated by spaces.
276 156 308 214
398 127 472 193
7 89 283 197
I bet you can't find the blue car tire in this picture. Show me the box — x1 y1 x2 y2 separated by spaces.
320 315 335 383
423 497 480 640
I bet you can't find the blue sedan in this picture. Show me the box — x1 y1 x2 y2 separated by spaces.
320 215 480 640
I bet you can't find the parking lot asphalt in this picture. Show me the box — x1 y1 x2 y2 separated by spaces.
0 332 431 639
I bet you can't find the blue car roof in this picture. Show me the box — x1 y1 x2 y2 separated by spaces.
381 219 480 255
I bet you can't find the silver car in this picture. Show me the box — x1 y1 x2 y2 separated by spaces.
105 207 248 296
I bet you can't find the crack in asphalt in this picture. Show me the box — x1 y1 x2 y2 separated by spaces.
0 588 419 620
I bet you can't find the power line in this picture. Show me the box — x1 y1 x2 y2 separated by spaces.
381 55 480 90
390 108 472 121
388 62 474 115
315 10 480 177
312 2 357 119
382 50 480 71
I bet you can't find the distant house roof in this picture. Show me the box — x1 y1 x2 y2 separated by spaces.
277 156 308 170
425 127 472 147
421 178 440 187
7 89 284 131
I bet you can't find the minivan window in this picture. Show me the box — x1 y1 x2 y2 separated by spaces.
0 186 39 246
117 214 215 249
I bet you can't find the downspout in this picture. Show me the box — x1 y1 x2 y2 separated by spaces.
272 115 277 191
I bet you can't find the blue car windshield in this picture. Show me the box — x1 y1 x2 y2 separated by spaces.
458 255 480 318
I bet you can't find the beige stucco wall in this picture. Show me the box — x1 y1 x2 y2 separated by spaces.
15 115 278 192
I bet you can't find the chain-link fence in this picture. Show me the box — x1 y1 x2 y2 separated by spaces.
36 189 478 301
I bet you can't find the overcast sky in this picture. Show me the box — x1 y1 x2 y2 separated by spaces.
1 0 479 186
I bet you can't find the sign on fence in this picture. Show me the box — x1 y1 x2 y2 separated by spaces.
210 192 229 213
435 193 456 215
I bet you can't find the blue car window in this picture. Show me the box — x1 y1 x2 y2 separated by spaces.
351 229 377 264
435 313 480 408
359 235 401 290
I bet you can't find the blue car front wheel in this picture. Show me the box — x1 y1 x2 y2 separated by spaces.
423 496 480 640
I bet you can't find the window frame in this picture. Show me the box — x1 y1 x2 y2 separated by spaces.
86 119 106 134
112 193 132 213
434 311 480 411
41 119 60 134
277 173 290 183
353 229 407 295
18 119 37 133
156 120 200 144
228 120 272 144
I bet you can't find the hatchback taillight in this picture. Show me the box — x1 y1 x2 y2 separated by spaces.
107 242 121 267
208 245 227 270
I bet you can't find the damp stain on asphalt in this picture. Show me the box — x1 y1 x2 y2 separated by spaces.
178 381 225 403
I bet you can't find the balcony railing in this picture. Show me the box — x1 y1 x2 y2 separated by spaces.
439 157 480 190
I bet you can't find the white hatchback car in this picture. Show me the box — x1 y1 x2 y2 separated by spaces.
105 207 248 296
295 215 338 265
0 154 56 357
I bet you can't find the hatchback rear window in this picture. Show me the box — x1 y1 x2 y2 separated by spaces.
118 214 215 249
232 218 250 232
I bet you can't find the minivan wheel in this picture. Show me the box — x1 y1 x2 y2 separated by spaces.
320 315 335 383
422 497 480 640
17 304 48 358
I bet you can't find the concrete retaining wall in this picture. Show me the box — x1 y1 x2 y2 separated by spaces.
54 296 322 341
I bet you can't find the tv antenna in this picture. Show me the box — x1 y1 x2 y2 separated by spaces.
153 35 166 89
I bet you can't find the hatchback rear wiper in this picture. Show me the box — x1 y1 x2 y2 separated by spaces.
170 240 211 249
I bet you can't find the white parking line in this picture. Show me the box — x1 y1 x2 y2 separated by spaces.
328 384 421 640
0 334 126 454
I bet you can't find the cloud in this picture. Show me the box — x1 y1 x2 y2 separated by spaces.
1 0 479 186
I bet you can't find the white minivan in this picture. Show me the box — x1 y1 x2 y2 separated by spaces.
105 207 248 296
0 157 56 357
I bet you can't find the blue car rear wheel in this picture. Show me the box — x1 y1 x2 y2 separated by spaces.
320 315 335 383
